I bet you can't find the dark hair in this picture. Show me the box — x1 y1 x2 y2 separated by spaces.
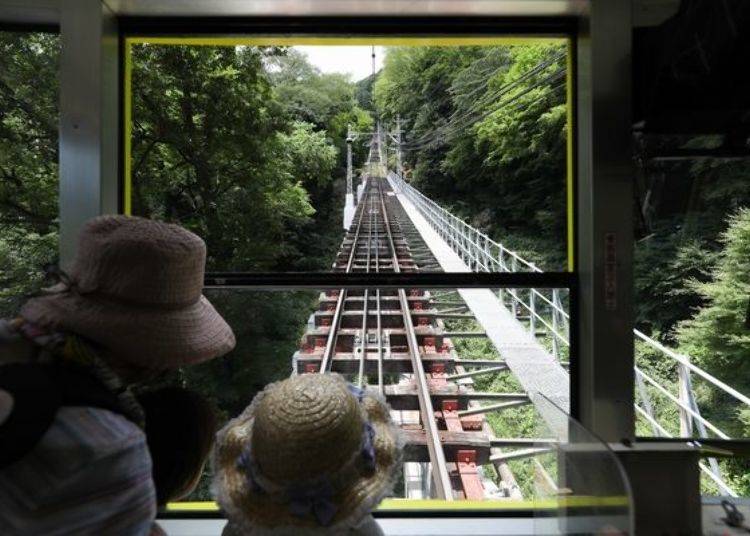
138 387 217 506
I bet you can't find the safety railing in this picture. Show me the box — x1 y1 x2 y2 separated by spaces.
388 171 570 360
388 171 746 496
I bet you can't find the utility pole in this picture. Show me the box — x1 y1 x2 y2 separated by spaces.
396 114 403 179
377 121 384 165
343 124 355 229
346 124 353 198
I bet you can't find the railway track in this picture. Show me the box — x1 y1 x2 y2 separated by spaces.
294 146 526 500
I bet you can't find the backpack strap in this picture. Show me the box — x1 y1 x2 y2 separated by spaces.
0 362 131 470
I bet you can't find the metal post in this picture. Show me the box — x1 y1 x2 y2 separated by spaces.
551 289 560 360
576 0 635 440
511 256 518 318
343 125 355 229
59 0 119 267
346 124 354 197
635 371 660 436
677 363 693 437
529 289 536 336
497 250 505 304
682 370 723 479
378 121 385 166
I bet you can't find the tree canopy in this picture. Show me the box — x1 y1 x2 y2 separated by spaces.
373 44 567 268
0 32 59 316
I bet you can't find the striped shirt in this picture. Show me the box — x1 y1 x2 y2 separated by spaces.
0 406 157 535
0 320 157 535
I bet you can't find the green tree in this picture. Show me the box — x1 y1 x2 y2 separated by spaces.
678 209 750 403
676 208 750 494
373 44 567 269
0 32 59 316
129 46 362 499
131 44 314 271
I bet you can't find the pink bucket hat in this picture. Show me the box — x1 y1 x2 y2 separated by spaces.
21 215 235 367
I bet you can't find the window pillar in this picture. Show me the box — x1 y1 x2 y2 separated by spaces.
575 0 635 441
59 0 119 266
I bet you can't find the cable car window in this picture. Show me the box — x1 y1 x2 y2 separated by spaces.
122 34 582 514
165 286 574 509
124 38 573 274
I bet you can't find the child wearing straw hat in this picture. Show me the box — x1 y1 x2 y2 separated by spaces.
0 215 236 535
214 373 402 535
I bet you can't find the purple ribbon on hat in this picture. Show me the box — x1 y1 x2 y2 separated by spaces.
288 480 338 526
347 383 365 401
237 445 265 494
347 383 377 472
361 421 376 471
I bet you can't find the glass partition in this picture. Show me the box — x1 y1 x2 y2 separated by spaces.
531 394 633 535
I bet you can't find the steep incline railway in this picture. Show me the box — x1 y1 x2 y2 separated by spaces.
293 165 533 500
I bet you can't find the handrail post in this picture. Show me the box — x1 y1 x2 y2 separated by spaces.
511 256 518 318
483 238 491 273
635 371 660 436
678 363 694 437
529 288 536 336
497 249 505 304
551 289 560 360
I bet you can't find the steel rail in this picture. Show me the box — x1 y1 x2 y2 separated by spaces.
377 177 453 500
357 189 374 387
320 190 368 373
374 181 385 395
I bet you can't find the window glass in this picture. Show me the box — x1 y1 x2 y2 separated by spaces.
167 286 570 504
633 142 750 496
126 39 571 273
124 35 575 509
0 32 59 316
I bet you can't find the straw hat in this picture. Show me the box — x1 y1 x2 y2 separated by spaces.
20 215 235 367
214 373 401 532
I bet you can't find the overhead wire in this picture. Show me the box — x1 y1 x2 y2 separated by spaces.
402 65 567 151
401 52 566 150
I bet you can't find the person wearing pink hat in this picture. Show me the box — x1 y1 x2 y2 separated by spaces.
0 215 236 535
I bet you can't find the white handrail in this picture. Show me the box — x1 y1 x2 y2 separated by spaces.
634 329 750 409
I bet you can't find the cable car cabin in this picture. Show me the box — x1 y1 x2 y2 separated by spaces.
1 0 749 534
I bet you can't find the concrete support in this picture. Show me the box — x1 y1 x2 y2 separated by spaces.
59 0 119 266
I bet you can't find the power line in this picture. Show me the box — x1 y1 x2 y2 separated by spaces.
402 52 566 149
402 66 567 151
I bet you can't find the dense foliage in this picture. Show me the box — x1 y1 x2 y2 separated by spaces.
129 43 373 414
129 44 372 499
633 158 750 493
0 32 59 316
373 44 568 269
